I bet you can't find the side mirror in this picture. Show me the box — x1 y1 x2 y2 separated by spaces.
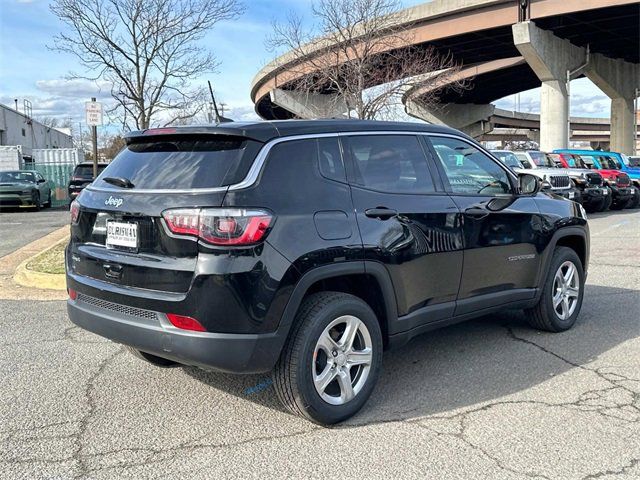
518 173 541 195
37 179 46 184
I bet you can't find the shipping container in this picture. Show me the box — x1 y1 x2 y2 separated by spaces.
31 148 85 207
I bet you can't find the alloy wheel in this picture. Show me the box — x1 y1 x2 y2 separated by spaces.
312 315 373 405
552 261 580 320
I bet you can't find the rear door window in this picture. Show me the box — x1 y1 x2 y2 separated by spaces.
93 136 261 190
344 135 435 193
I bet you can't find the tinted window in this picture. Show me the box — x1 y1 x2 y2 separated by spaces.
0 171 35 183
317 137 345 182
93 137 261 190
346 135 434 193
74 165 108 177
430 137 511 195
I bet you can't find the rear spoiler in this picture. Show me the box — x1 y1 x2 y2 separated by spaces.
125 124 280 143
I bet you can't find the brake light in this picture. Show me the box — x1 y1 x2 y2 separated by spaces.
162 208 273 246
166 313 206 332
143 128 176 135
68 288 77 300
70 200 80 224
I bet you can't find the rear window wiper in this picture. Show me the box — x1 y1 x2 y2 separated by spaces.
103 176 135 189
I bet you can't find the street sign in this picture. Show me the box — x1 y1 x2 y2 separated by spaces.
85 101 103 126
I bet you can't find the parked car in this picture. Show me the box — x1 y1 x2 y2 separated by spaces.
627 156 640 168
67 120 589 424
0 170 51 209
547 152 609 212
68 162 110 204
554 149 637 209
492 150 579 202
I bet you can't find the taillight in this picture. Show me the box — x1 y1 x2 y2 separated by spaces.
68 288 77 300
70 200 80 224
162 208 273 246
166 313 206 332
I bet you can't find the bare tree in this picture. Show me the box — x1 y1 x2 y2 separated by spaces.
50 0 243 130
267 0 469 120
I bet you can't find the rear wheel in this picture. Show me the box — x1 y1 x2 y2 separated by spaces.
273 292 383 424
610 198 629 210
526 247 584 332
125 346 178 367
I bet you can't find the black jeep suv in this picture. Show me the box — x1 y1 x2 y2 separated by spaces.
66 120 589 424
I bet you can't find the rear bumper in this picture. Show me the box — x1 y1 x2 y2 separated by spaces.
67 295 285 373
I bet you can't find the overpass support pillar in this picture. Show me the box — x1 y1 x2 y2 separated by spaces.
269 89 347 119
405 100 494 138
513 21 587 152
585 55 639 155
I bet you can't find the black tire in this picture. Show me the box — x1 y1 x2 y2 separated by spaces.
627 188 640 209
610 198 628 210
273 292 383 425
32 191 41 211
44 191 52 208
526 246 584 332
599 193 612 211
125 346 178 367
583 198 604 214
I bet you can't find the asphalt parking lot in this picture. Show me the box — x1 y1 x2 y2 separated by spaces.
0 207 70 257
0 209 638 479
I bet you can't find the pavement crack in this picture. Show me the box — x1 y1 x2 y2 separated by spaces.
581 457 640 479
72 346 125 479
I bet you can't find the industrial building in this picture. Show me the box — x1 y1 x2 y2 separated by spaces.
0 102 74 160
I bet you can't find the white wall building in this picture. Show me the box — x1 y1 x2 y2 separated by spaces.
0 103 74 159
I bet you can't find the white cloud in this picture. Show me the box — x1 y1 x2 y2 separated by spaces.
35 79 113 99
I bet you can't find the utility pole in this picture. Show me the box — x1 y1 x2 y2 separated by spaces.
91 97 98 178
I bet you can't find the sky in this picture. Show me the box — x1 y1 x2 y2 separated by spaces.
0 0 612 132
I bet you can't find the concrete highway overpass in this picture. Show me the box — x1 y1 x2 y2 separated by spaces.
251 0 640 153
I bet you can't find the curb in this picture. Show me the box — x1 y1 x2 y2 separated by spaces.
0 226 69 300
14 237 68 291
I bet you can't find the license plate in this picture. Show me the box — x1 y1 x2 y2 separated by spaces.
631 188 636 194
602 188 608 195
106 221 138 250
568 191 575 199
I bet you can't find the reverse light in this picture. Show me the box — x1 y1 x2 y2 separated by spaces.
70 200 80 224
162 208 273 246
166 313 206 332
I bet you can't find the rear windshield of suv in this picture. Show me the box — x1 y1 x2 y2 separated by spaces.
92 136 262 190
74 165 108 177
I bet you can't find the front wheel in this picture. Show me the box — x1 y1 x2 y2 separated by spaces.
32 191 41 211
627 188 640 209
599 193 612 212
526 247 584 332
44 191 52 208
273 292 383 424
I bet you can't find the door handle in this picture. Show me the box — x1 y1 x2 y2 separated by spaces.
465 207 489 219
364 207 397 220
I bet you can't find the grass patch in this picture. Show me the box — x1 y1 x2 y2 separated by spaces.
26 241 66 275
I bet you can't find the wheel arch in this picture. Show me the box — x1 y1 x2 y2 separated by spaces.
537 226 589 295
278 262 398 349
